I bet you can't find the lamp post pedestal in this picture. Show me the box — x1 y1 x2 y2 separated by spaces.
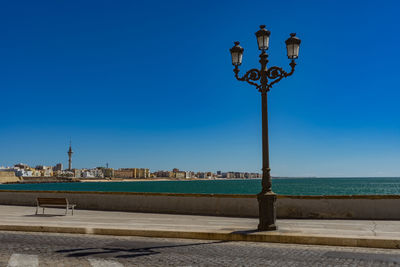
257 192 277 231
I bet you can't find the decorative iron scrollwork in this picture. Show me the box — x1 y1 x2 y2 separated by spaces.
234 68 261 89
266 67 283 79
267 61 296 90
233 60 296 92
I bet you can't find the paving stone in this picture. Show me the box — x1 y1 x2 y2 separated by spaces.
1 231 400 266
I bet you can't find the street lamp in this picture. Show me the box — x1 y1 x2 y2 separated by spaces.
229 25 301 231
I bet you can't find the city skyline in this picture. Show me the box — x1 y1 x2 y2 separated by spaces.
1 160 263 180
1 0 399 177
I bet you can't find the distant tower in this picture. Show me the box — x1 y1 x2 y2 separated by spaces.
67 141 73 170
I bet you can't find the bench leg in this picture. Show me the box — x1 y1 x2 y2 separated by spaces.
72 206 74 216
65 206 68 215
42 207 45 214
35 205 38 215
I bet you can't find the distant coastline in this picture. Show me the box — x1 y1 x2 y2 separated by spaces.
3 176 246 184
2 176 400 185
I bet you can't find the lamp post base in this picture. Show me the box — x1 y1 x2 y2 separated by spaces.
257 192 277 231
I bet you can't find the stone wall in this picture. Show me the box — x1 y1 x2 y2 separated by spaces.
0 190 400 219
0 172 21 184
21 177 77 183
277 195 400 219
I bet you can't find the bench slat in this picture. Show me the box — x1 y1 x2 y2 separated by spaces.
37 198 68 205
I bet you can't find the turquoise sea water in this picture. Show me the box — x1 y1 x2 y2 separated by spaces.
1 177 400 195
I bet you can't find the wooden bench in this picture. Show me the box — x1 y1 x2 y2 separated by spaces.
36 197 76 215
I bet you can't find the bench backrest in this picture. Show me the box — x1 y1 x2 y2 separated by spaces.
37 197 68 205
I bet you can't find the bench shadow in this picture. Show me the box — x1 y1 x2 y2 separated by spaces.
56 240 228 259
24 214 65 217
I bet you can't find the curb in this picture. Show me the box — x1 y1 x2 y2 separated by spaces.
0 225 399 249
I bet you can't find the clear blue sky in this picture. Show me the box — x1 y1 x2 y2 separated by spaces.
1 0 399 177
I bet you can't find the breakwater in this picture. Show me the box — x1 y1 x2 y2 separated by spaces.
17 176 78 184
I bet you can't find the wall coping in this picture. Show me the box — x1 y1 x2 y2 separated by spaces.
0 190 256 198
279 195 400 199
1 190 400 199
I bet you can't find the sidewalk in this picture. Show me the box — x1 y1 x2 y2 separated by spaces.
0 205 400 249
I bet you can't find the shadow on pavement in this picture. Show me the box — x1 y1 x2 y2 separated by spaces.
24 214 65 217
56 240 228 259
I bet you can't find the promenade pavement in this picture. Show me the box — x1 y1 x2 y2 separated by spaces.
1 205 400 249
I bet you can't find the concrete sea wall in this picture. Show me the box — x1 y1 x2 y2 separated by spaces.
0 190 399 219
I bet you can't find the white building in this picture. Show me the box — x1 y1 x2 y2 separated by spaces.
81 171 95 178
81 169 104 179
15 170 33 177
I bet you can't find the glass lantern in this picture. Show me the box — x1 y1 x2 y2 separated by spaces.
255 25 271 51
229 41 244 66
285 33 301 59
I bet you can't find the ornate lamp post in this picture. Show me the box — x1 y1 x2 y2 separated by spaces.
230 25 301 231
